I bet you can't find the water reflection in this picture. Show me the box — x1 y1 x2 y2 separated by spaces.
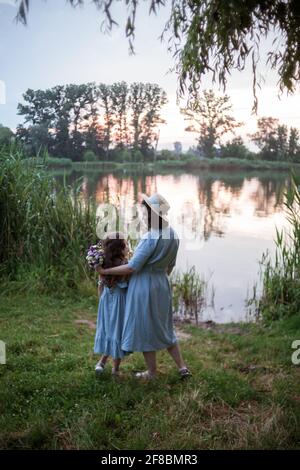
54 169 290 322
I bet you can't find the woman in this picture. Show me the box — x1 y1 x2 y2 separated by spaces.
97 193 191 380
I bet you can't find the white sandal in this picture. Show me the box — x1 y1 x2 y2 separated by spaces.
179 367 192 379
134 371 156 380
95 361 106 374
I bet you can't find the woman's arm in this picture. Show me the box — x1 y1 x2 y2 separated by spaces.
97 275 104 296
96 264 134 276
96 234 158 276
166 265 174 275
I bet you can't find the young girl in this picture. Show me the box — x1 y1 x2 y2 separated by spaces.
94 232 129 376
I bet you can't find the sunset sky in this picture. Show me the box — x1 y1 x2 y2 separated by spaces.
1 0 300 150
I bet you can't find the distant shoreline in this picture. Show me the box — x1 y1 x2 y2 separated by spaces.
43 156 300 173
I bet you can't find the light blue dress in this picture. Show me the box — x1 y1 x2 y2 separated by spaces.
94 280 128 359
121 226 179 352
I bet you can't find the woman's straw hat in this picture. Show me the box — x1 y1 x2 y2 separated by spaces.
140 193 170 222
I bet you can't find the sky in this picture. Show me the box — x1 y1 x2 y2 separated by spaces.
1 0 300 150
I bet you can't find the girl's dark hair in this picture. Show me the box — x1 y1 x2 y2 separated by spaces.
142 200 165 231
101 233 127 288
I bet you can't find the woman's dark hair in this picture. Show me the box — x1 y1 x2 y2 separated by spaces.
101 233 127 288
142 200 165 231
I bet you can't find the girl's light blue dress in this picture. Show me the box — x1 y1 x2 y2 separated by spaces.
94 281 128 359
121 226 179 352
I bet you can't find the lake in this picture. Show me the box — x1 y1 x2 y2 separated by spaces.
53 168 291 323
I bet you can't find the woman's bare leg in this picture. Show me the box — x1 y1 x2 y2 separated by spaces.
112 358 121 374
142 351 157 376
167 343 187 369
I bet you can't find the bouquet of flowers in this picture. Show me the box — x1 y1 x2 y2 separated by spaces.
86 241 105 270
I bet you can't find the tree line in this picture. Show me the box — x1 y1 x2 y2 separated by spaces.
1 87 300 163
15 82 167 161
182 90 300 163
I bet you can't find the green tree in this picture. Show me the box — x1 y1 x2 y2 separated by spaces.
15 1 300 109
0 125 14 147
81 83 105 158
98 83 115 159
17 81 168 159
17 88 54 126
288 127 300 161
83 149 97 162
67 83 93 158
139 83 167 156
251 117 300 161
250 117 280 160
129 82 148 150
219 136 251 160
181 90 241 158
16 123 50 155
111 82 130 149
18 84 95 159
276 124 289 160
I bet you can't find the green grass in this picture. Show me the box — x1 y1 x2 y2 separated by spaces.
1 290 300 450
156 157 300 172
69 157 300 173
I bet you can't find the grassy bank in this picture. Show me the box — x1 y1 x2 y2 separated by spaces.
1 147 300 450
68 157 300 173
1 290 300 450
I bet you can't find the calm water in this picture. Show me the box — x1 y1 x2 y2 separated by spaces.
54 168 291 323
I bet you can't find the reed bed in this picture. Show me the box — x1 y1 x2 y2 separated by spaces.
257 174 300 321
171 266 214 324
0 146 97 293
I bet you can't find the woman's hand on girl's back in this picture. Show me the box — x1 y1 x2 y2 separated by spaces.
97 276 103 296
95 265 104 274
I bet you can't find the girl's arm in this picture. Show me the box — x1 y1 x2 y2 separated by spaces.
96 264 134 276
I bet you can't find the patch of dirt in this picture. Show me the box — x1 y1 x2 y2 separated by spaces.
74 319 96 330
175 318 247 335
235 364 273 374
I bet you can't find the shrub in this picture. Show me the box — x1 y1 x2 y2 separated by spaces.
131 149 144 162
83 150 97 162
114 149 132 162
158 149 176 160
219 138 252 160
44 156 73 167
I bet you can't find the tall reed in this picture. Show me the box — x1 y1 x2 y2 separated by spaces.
0 146 97 293
257 173 300 321
171 266 214 324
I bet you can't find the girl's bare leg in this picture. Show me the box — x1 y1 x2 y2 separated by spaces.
95 354 109 374
112 358 121 374
99 354 109 366
167 343 187 369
